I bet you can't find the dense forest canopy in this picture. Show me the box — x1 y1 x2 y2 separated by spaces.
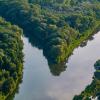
0 17 23 99
0 0 100 63
0 0 100 99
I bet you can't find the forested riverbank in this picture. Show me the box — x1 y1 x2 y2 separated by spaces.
0 17 23 100
14 31 100 100
0 0 100 100
74 60 100 100
0 0 100 64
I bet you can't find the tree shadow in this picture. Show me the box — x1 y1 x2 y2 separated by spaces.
24 31 67 76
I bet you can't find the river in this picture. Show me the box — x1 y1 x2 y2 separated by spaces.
14 31 100 100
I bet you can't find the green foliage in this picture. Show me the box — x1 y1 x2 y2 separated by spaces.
0 17 23 99
65 14 95 32
0 0 99 64
2 78 15 95
0 0 100 99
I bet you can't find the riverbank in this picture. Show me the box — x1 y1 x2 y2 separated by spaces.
14 29 100 100
65 21 100 63
0 1 100 64
0 17 23 100
74 60 100 100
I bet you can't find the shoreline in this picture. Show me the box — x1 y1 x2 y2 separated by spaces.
64 21 100 63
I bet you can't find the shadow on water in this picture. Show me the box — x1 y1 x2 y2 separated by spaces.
6 31 68 100
24 31 97 77
48 62 67 76
24 31 68 76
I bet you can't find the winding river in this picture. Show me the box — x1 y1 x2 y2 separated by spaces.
14 31 100 100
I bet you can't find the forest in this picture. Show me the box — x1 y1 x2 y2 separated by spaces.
0 0 100 63
0 0 100 99
0 17 23 99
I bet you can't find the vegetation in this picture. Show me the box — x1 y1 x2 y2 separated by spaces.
0 0 100 64
0 17 23 100
0 0 100 99
73 60 100 100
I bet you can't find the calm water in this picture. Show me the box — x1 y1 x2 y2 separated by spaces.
14 31 100 100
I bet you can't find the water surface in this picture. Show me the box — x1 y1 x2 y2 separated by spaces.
14 31 100 100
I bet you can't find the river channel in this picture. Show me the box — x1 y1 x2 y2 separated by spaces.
14 31 100 100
